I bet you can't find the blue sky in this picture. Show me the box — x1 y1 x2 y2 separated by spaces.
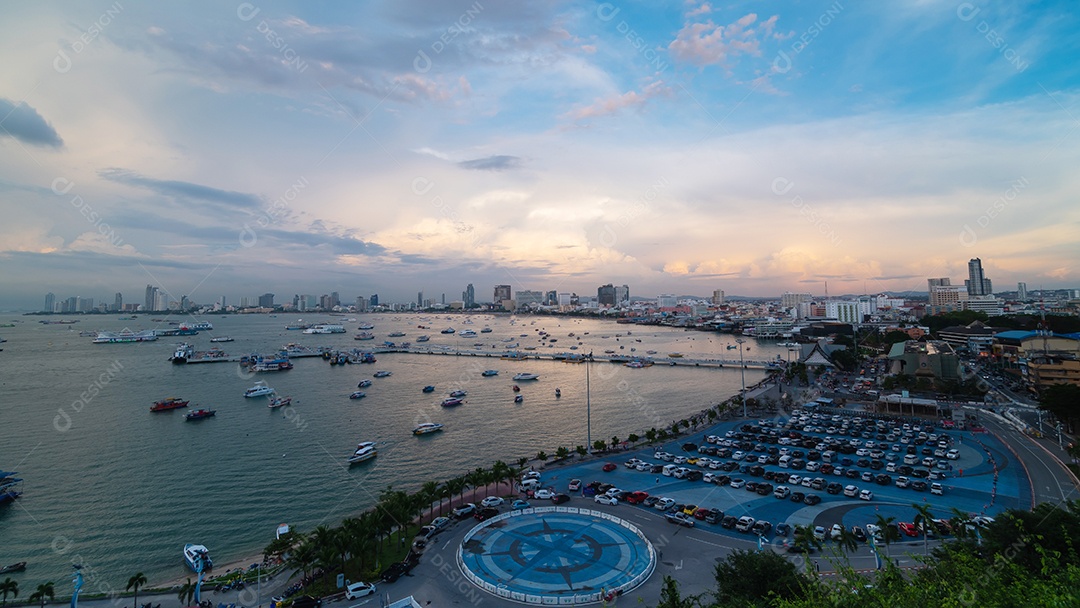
1 0 1078 309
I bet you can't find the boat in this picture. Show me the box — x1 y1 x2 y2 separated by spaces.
0 562 26 574
440 328 455 334
512 373 539 381
150 397 189 412
777 341 798 347
0 471 23 505
422 385 436 393
304 324 346 334
183 544 213 571
458 329 478 337
253 356 293 372
93 329 157 343
555 388 561 397
482 369 498 377
354 332 375 340
667 353 684 358
373 370 392 378
512 385 520 392
358 323 375 330
449 390 467 398
441 397 463 407
726 345 738 350
244 381 275 398
388 332 406 337
625 359 654 368
357 379 373 388
285 323 312 331
416 335 430 342
209 336 234 343
276 523 290 539
514 395 523 403
184 409 216 421
267 395 291 409
348 442 377 464
646 350 658 354
349 391 366 399
413 422 444 435
171 343 194 364
480 327 493 333
184 321 213 331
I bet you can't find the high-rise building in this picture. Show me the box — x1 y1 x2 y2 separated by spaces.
180 295 190 310
966 258 993 296
355 296 367 312
1017 282 1028 302
62 296 77 312
44 292 55 313
154 291 169 311
597 284 616 306
464 284 475 308
369 294 379 307
78 297 95 313
258 293 275 308
781 292 812 308
657 294 677 307
494 284 512 303
557 292 571 307
113 292 123 312
826 300 864 324
614 284 630 304
516 290 544 306
928 277 967 307
145 284 158 311
546 290 558 306
417 291 424 307
711 289 725 306
330 292 340 308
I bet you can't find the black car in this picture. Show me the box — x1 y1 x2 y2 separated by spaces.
775 522 791 536
763 470 776 481
790 459 806 470
291 596 322 608
704 508 723 524
756 483 774 496
720 515 739 529
650 464 665 474
749 466 765 477
852 526 867 542
682 442 699 452
826 482 843 495
551 493 571 504
790 491 805 503
745 481 759 492
911 468 930 478
875 474 891 486
686 470 704 482
911 480 928 492
380 562 410 583
803 494 821 505
715 475 731 486
474 507 499 521
751 520 772 536
856 458 871 468
844 469 860 479
898 465 914 476
869 460 884 470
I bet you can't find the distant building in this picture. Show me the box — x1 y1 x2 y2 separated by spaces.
711 289 725 306
44 292 55 313
546 290 558 306
557 292 572 307
963 296 1004 316
965 258 993 296
417 291 423 307
464 284 475 308
78 297 95 313
258 293 275 308
781 292 812 309
825 301 866 324
657 294 677 308
516 290 544 307
597 284 616 306
113 292 123 312
369 294 379 307
145 284 158 311
494 284 512 303
888 340 960 380
937 320 1000 352
614 284 630 304
355 296 367 312
928 278 967 308
1017 282 1028 302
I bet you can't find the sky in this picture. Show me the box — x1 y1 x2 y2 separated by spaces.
1 0 1079 310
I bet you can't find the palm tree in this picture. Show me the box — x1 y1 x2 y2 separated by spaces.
1 578 18 608
948 506 972 541
445 476 467 508
873 514 900 559
177 578 196 607
420 480 440 519
491 460 512 494
834 527 859 554
912 502 936 555
791 524 821 561
126 572 147 608
516 457 528 470
29 583 54 608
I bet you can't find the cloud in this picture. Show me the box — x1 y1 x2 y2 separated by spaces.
686 3 712 18
100 169 263 209
668 13 775 68
565 80 672 120
0 98 63 147
458 155 523 171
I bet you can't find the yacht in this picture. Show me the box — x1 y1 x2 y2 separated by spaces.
183 544 213 572
373 370 392 378
388 331 406 337
354 332 375 340
441 397 463 407
244 381 275 398
358 323 375 330
209 336 234 343
267 395 291 409
481 369 498 377
512 373 540 381
348 442 377 464
304 324 346 334
449 390 467 398
422 385 436 393
458 329 478 338
440 328 456 334
413 422 444 435
349 391 366 399
416 335 430 342
357 379 373 388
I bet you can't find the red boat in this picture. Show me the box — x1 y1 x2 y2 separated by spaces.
185 409 216 421
150 397 189 412
512 385 521 392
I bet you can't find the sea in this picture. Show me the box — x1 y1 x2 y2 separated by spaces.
0 312 780 590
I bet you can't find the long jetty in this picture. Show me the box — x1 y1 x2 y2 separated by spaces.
183 346 782 370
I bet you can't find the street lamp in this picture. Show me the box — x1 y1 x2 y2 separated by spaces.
586 351 592 452
736 338 747 418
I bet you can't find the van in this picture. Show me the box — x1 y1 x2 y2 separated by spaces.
662 464 678 477
778 455 792 469
521 479 541 491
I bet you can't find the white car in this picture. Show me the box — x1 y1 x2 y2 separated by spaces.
729 478 746 489
865 523 883 542
522 471 541 481
813 525 826 541
480 496 504 508
605 487 623 497
788 474 802 485
534 489 554 499
594 495 618 506
673 456 688 464
859 489 874 501
930 483 944 495
635 462 651 471
843 485 858 497
345 582 377 600
830 523 844 540
654 497 676 511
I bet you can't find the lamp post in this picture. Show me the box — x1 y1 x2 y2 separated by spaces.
736 338 747 418
586 351 592 452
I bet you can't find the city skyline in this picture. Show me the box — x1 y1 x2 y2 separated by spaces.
2 2 1079 310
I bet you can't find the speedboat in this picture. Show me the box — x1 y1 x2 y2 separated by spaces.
0 471 22 505
555 388 561 397
441 398 463 407
0 562 26 575
514 395 523 403
349 391 366 400
422 385 436 393
244 381 275 398
357 379 373 388
348 442 377 464
458 329 478 337
183 544 213 572
512 385 520 392
416 335 430 342
358 323 374 330
354 332 375 340
449 390 467 398
373 370 392 378
388 332 406 337
185 409 216 421
480 327 493 333
413 422 444 435
268 396 291 409
440 328 455 334
482 370 498 377
512 373 539 381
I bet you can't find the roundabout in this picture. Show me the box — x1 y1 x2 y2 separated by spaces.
457 506 656 604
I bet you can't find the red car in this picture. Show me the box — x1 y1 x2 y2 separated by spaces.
627 491 649 504
693 508 710 520
897 522 919 537
602 463 617 472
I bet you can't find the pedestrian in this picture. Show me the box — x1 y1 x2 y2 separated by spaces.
655 477 659 484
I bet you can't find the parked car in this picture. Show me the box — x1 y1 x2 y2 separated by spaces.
666 512 695 527
480 496 504 507
551 493 571 504
474 507 499 521
452 503 477 518
594 495 618 506
859 489 874 501
568 479 582 491
654 497 676 511
511 499 530 510
345 582 377 600
602 463 617 472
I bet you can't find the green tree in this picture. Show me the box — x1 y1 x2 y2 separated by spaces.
177 578 196 607
713 549 810 606
874 514 901 559
420 480 440 519
627 433 639 444
912 502 936 555
555 446 569 460
592 439 607 452
656 575 700 608
611 436 620 449
0 578 18 608
1039 383 1080 430
575 445 587 458
645 428 657 443
834 526 860 554
536 451 548 461
29 583 54 608
126 572 147 608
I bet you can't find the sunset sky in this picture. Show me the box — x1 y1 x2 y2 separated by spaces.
1 0 1078 309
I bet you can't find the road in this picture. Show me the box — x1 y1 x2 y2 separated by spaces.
980 415 1080 506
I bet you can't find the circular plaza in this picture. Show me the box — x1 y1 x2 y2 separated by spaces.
457 506 656 604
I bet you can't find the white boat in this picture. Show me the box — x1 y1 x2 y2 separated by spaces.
482 370 498 377
275 523 290 539
777 342 798 347
388 332 406 337
440 328 455 334
171 343 193 364
267 395 291 409
354 332 375 340
458 329 478 337
480 327 493 333
413 422 444 435
244 381 275 398
416 335 430 342
358 323 375 330
303 324 346 334
209 336 234 343
348 442 377 464
183 544 212 572
512 373 540 381
373 370 392 378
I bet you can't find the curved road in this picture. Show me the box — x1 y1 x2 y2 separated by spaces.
980 416 1080 506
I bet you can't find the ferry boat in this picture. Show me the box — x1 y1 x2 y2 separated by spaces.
413 422 444 435
171 343 194 364
244 381 275 398
93 330 157 343
184 409 216 421
304 324 346 334
354 332 375 340
422 385 436 393
209 336 234 343
267 395 291 409
150 397 189 412
183 544 213 571
512 373 540 381
373 370 392 378
348 442 377 464
441 398 463 407
416 335 430 342
349 391 366 400
253 357 293 372
0 471 23 505
482 369 498 377
357 379 373 388
285 323 312 330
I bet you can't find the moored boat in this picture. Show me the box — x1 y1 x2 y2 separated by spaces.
209 336 234 343
0 562 26 574
183 544 213 571
244 381 275 398
150 397 189 412
441 397 463 407
512 373 540 381
354 332 375 340
481 369 498 376
514 395 523 403
373 370 392 378
416 335 430 342
422 385 436 393
184 409 216 421
349 391 366 400
357 379 372 388
268 395 291 409
449 390 467 398
0 471 23 505
348 442 377 464
413 422 444 435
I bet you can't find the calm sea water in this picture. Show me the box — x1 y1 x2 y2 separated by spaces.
0 313 776 588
